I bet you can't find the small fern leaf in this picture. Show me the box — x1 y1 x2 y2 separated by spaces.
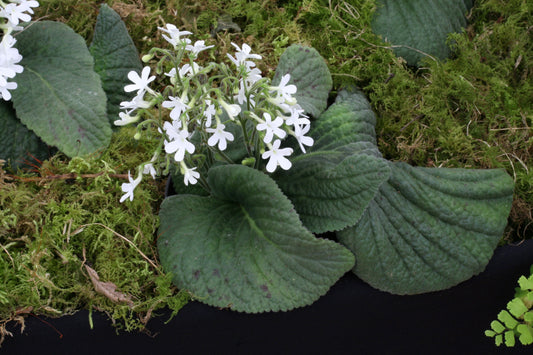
491 320 506 333
498 310 519 329
505 330 516 347
518 275 533 290
517 324 533 345
508 298 528 318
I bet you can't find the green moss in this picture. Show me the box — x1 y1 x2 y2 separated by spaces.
0 130 189 342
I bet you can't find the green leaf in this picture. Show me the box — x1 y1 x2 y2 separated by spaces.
158 165 355 313
89 4 142 125
524 311 533 324
485 330 496 338
508 298 529 318
337 162 514 294
498 310 519 329
12 21 111 157
371 0 474 66
275 149 390 233
505 330 516 347
495 334 503 346
0 100 50 170
311 88 379 154
273 45 332 117
517 324 533 345
274 89 389 233
491 320 506 333
518 275 533 290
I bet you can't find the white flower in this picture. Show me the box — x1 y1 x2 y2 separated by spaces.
206 123 234 151
162 95 189 121
0 34 23 83
185 40 214 56
119 171 142 203
124 66 155 94
164 128 195 162
270 73 297 106
0 81 16 100
119 92 151 114
244 67 263 87
294 123 314 153
235 79 247 105
163 120 182 138
183 166 200 186
285 104 310 127
256 112 286 143
262 139 293 173
218 98 241 120
143 163 157 179
10 1 39 15
114 112 139 126
0 3 31 27
227 42 261 69
203 100 216 127
158 24 192 48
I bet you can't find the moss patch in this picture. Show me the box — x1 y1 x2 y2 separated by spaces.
0 129 189 344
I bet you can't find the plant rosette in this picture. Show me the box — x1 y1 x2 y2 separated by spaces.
117 24 514 313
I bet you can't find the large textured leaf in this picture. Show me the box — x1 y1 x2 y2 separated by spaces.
89 4 142 125
337 162 514 294
0 101 50 170
275 150 390 233
158 164 354 313
272 45 332 117
12 21 111 157
372 0 474 66
274 89 389 233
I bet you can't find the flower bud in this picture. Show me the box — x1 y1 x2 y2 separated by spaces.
142 54 154 62
134 132 142 140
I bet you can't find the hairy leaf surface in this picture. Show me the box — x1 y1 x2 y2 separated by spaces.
13 21 110 157
158 165 354 313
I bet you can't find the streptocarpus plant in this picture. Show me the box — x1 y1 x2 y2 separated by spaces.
115 26 355 312
117 24 514 313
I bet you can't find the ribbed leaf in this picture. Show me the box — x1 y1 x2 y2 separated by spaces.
158 164 354 313
337 162 514 294
273 45 332 117
12 21 111 157
275 89 389 233
275 149 389 233
89 4 142 125
372 0 474 66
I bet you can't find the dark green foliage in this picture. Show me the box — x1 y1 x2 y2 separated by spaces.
90 4 143 125
0 101 50 171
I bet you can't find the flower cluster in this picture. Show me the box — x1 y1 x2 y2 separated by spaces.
0 0 39 100
117 24 313 202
